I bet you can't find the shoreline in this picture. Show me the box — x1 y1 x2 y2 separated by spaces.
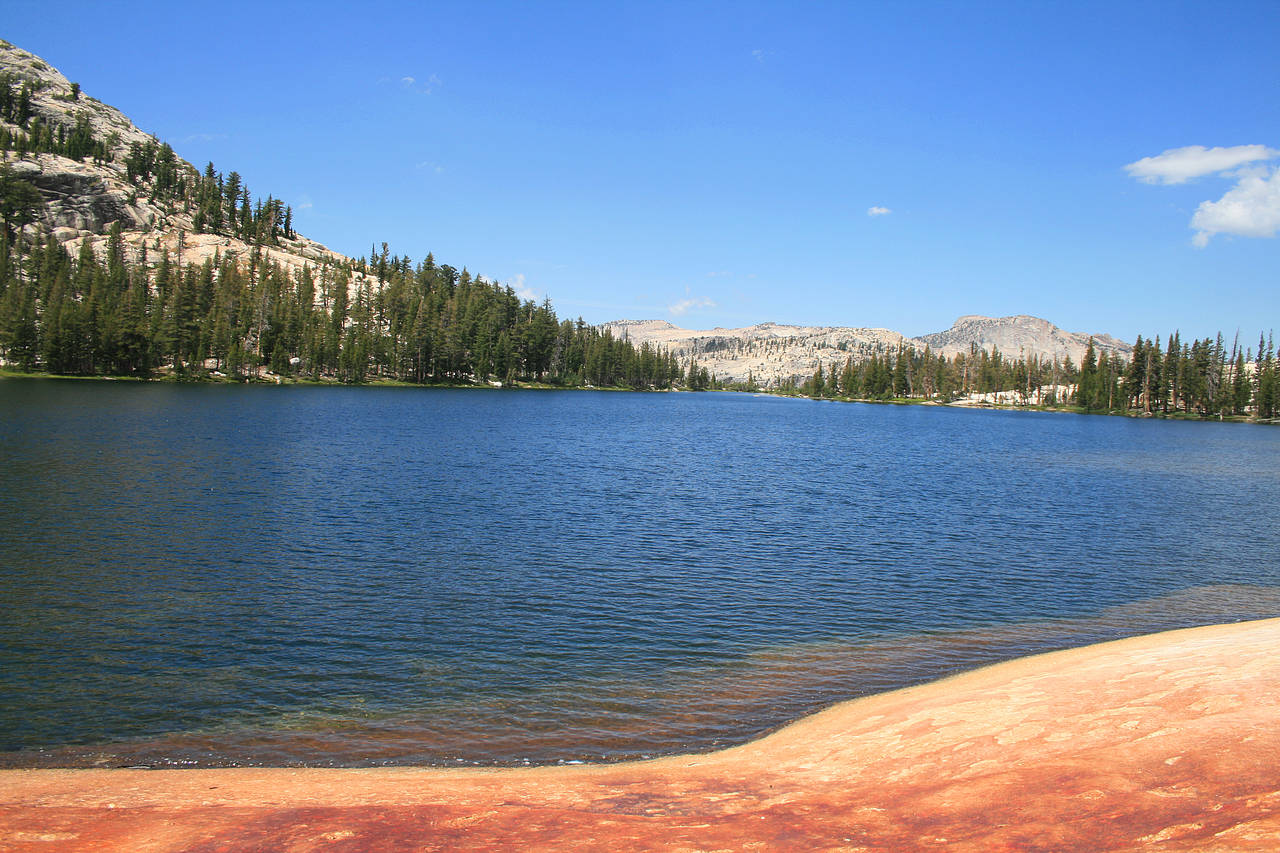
5 369 1272 425
4 618 1280 850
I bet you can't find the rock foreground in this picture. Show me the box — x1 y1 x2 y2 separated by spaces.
3 620 1280 851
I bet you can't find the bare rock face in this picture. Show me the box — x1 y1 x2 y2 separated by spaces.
7 155 151 234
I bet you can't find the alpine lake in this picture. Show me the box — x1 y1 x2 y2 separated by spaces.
3 380 1279 768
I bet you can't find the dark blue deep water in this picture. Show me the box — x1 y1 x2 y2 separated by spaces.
2 381 1279 767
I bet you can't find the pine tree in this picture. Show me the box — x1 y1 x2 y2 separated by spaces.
1077 338 1097 408
1232 351 1250 415
0 165 44 240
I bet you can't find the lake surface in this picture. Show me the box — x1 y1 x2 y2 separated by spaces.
2 381 1279 768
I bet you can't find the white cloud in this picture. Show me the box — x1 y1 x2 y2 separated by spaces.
414 160 445 174
867 206 892 217
668 295 716 316
1191 165 1280 247
506 273 538 302
1127 144 1280 247
752 49 773 64
1124 144 1279 185
706 270 731 278
392 73 442 94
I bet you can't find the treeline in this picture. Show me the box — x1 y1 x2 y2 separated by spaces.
1078 334 1276 419
778 333 1278 420
782 345 1071 402
0 222 686 388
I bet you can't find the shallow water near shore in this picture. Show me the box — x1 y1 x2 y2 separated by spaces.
2 382 1279 768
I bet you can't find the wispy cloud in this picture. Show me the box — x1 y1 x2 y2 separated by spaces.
413 73 442 94
383 73 442 94
1124 144 1279 185
706 270 731 278
751 49 774 64
1127 144 1280 247
668 292 717 316
867 206 892 217
414 160 445 174
181 132 228 144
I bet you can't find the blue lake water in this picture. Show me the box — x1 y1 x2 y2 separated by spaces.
2 381 1279 767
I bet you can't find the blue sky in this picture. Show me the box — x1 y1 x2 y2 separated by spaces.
5 1 1279 343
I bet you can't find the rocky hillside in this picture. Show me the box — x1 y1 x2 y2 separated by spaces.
0 40 346 277
605 315 1132 386
604 319 912 387
916 314 1131 364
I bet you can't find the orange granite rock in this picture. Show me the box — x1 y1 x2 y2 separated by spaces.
3 619 1280 851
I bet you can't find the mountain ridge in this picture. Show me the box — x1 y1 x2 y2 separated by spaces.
604 315 1132 386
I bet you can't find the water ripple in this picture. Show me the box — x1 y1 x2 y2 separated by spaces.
1 385 1279 767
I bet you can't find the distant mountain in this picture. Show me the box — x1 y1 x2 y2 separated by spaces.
603 315 1132 386
604 319 911 387
915 315 1131 364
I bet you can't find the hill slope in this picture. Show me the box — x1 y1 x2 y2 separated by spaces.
0 39 345 276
